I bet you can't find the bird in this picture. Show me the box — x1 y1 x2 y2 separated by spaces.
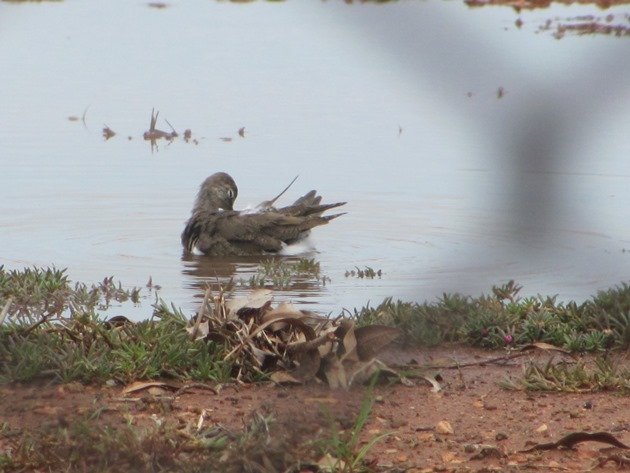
181 172 346 256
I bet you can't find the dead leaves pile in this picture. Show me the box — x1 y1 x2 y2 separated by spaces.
186 289 402 388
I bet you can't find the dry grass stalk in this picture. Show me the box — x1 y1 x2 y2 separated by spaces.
0 296 13 325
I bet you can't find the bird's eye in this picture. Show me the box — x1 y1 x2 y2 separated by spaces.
227 189 235 199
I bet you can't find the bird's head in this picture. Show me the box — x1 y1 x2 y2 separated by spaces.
194 172 238 212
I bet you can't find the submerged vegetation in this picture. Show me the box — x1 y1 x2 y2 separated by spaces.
344 267 382 279
238 257 329 288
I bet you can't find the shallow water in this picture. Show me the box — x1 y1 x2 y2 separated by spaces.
1 0 629 319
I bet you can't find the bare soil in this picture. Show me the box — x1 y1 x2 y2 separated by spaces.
1 346 629 472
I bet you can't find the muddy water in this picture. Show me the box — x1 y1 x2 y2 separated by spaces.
1 1 628 319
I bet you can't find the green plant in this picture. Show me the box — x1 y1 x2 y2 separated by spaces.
314 377 391 472
502 357 630 392
0 297 231 384
349 293 474 347
350 280 630 353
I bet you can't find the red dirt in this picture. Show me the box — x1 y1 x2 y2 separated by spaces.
1 346 629 472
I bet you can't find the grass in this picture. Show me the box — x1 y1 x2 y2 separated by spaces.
0 382 387 473
314 376 391 472
347 293 472 346
351 280 630 353
1 303 231 384
0 266 231 384
502 357 630 392
0 410 267 472
2 265 630 470
2 266 629 385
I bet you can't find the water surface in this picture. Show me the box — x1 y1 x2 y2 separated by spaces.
1 0 628 318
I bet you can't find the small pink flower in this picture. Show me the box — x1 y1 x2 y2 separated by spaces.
504 334 513 344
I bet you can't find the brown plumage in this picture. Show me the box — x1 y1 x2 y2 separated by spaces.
181 172 346 256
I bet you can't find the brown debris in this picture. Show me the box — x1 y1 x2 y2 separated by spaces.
188 288 403 388
102 125 116 140
122 380 180 396
143 108 177 142
551 20 630 38
465 0 626 10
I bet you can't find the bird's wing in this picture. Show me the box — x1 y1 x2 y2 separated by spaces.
182 205 346 255
217 211 343 251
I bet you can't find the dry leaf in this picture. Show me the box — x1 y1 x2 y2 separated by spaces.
122 381 179 395
290 348 321 382
317 453 346 472
261 302 306 322
266 317 317 339
225 289 272 315
354 325 401 361
270 371 302 385
345 359 380 386
318 338 335 357
339 320 359 362
186 320 209 340
147 386 168 396
249 346 276 367
521 342 571 354
323 358 348 390
304 397 337 404
422 374 442 393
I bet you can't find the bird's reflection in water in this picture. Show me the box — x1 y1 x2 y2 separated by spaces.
181 252 259 295
180 252 327 308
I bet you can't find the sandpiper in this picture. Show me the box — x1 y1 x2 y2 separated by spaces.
181 172 345 256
